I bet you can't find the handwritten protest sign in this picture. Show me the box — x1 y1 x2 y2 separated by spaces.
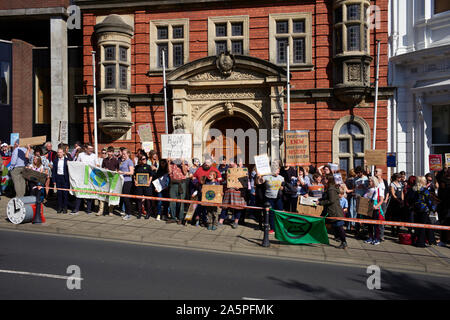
137 123 153 143
227 167 248 189
254 154 271 176
445 153 450 167
285 130 310 166
161 134 192 159
364 149 387 166
141 141 154 153
429 154 442 171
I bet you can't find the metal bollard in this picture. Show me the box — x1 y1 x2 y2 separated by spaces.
262 201 271 247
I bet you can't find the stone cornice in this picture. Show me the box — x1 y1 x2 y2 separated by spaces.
75 0 297 11
75 93 164 105
0 7 68 18
290 86 395 100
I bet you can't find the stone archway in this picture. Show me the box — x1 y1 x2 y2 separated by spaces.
167 53 287 162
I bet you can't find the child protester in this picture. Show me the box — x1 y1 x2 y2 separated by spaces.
202 171 222 231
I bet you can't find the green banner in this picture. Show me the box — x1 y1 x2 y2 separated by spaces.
272 209 329 245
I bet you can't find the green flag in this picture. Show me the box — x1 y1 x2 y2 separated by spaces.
272 209 329 245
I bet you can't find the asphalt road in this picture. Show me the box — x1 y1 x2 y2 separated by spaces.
0 229 449 300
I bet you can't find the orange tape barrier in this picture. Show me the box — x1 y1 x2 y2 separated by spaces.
35 186 450 231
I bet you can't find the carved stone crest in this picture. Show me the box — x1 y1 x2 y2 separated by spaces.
173 116 186 130
216 51 235 77
224 102 234 115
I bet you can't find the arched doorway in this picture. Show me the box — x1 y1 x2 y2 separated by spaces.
205 116 255 166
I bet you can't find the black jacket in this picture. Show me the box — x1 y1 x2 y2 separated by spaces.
52 157 70 185
319 185 343 218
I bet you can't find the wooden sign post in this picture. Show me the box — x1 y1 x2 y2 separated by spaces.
285 130 310 166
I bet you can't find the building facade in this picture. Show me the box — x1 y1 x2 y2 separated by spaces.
0 0 83 147
389 0 450 175
74 0 392 170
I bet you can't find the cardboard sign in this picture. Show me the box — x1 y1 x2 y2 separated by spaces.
429 154 442 171
364 149 387 166
226 167 248 189
135 173 150 187
285 130 310 166
201 184 223 204
21 167 48 185
333 173 343 185
387 152 397 167
184 203 196 221
161 134 192 159
19 136 47 147
297 196 323 217
445 153 450 167
141 142 154 153
10 133 19 146
356 196 373 217
254 154 271 176
299 196 319 206
137 123 153 143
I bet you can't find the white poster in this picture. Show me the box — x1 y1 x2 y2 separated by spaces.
152 174 169 193
68 162 124 205
161 134 192 159
254 154 271 176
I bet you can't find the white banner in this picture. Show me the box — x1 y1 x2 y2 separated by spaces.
68 162 124 205
161 134 192 159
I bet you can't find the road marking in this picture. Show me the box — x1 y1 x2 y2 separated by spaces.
0 269 83 281
242 297 264 300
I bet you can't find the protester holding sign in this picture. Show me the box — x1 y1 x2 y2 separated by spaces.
154 159 170 221
119 149 135 221
363 176 384 246
9 143 28 198
167 157 189 224
134 154 154 219
257 164 284 234
319 175 347 249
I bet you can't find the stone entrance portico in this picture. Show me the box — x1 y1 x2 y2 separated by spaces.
167 53 287 161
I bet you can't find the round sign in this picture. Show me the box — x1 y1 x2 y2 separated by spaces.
7 198 26 224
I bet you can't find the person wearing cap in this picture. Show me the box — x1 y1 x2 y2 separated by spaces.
0 143 10 157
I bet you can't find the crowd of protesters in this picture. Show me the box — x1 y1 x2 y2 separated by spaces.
1 140 449 250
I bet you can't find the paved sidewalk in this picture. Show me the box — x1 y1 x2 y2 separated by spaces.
1 196 449 277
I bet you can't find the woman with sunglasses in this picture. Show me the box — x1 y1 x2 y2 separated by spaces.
134 154 154 219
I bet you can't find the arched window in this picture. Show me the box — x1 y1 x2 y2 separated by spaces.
332 115 371 173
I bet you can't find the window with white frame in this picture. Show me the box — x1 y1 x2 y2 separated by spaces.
150 19 189 71
208 16 249 56
269 13 312 69
332 116 371 173
101 44 130 90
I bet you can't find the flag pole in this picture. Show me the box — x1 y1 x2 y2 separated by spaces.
162 50 168 134
287 44 291 131
371 40 381 176
91 51 98 159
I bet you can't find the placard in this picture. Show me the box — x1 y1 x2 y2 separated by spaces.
135 173 150 187
184 203 196 221
10 133 19 146
141 142 154 153
19 136 47 147
299 196 319 206
328 163 339 173
161 134 192 159
387 152 397 167
445 153 450 167
429 154 442 171
333 173 343 185
201 184 223 204
297 196 324 217
254 154 271 176
364 149 387 166
152 174 169 193
356 196 373 217
137 123 153 143
285 130 310 166
226 167 248 189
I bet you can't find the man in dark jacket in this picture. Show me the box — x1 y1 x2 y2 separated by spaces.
52 148 70 213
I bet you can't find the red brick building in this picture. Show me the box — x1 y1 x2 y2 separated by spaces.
76 0 393 172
